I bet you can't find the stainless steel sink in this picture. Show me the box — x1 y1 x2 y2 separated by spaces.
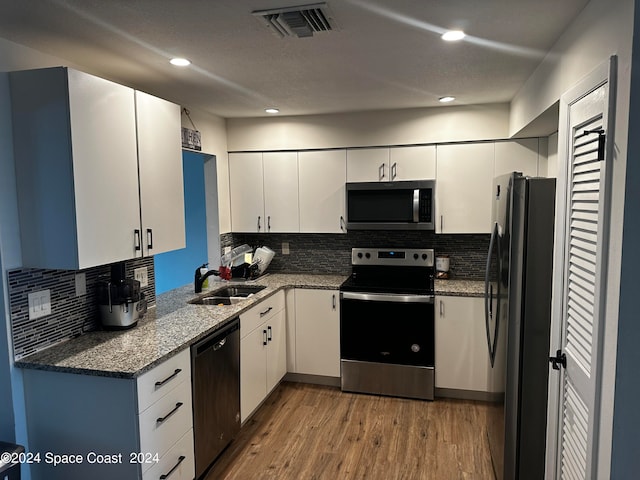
189 285 266 306
211 285 266 298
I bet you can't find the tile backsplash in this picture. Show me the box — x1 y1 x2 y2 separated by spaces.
8 257 155 360
221 231 489 278
9 231 487 360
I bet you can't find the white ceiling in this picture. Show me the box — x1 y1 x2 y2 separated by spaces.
0 0 589 118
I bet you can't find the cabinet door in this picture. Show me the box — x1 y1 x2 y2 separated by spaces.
240 325 267 422
67 69 141 268
263 152 299 232
298 150 347 233
266 310 287 392
494 139 539 177
436 142 494 234
229 152 265 232
435 296 490 392
136 91 185 256
389 145 436 180
295 289 340 377
346 148 389 182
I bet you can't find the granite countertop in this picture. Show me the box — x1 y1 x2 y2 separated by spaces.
15 274 482 379
15 273 346 379
435 278 484 297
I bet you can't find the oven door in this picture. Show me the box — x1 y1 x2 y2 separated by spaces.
340 291 435 399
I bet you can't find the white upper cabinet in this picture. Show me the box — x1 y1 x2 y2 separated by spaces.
136 91 185 256
229 152 299 233
389 145 437 180
229 152 265 232
298 150 347 233
347 145 436 182
10 67 185 269
436 142 495 234
346 148 389 182
494 138 540 178
263 152 299 232
10 68 134 269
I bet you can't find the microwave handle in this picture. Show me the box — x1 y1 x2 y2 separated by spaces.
413 189 420 222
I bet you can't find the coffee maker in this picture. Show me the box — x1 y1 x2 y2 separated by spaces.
97 263 146 329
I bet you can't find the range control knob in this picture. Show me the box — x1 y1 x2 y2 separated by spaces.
422 254 428 260
365 252 371 259
414 253 419 260
357 252 363 259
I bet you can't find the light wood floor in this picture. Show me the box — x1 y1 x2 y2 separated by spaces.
205 382 495 480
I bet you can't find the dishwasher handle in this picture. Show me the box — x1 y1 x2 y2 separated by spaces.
192 317 240 357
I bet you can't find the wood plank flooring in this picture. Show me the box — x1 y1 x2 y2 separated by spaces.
205 382 495 480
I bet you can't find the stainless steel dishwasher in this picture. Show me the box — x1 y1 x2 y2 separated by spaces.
191 317 240 479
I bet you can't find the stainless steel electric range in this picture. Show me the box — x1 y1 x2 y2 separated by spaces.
339 247 435 400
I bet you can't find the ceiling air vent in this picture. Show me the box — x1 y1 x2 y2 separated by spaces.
253 3 335 38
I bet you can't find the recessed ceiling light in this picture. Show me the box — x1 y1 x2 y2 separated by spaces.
265 108 280 114
439 96 456 103
441 30 466 42
170 57 191 67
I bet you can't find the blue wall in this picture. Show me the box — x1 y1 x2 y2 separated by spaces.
154 151 210 294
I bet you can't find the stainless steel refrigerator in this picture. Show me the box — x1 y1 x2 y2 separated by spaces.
485 172 556 480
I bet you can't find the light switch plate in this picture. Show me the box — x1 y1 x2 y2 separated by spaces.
75 273 86 297
282 242 290 255
134 267 148 288
28 290 51 320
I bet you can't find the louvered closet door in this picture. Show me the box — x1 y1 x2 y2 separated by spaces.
557 80 612 480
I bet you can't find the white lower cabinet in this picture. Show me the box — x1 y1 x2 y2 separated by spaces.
142 429 194 480
21 349 194 480
294 289 341 377
240 292 287 422
435 295 493 393
136 349 193 478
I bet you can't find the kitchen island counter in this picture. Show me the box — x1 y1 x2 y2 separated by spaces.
14 273 346 379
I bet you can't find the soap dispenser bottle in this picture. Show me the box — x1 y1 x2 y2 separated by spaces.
199 263 209 289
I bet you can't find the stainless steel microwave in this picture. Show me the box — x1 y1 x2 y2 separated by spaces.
346 180 435 230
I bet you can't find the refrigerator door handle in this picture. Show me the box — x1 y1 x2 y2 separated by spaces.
485 222 499 367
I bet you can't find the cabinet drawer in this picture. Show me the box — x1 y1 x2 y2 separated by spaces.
138 379 193 459
142 429 195 479
240 291 285 338
137 349 191 413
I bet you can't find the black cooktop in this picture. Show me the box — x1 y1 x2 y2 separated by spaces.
340 248 435 295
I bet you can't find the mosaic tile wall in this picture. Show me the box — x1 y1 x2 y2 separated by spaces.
8 257 155 360
221 231 489 278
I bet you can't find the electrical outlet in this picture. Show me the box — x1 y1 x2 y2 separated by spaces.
282 242 290 255
28 290 51 320
134 267 148 288
75 273 86 297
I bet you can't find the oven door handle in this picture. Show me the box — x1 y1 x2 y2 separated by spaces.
340 292 434 304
